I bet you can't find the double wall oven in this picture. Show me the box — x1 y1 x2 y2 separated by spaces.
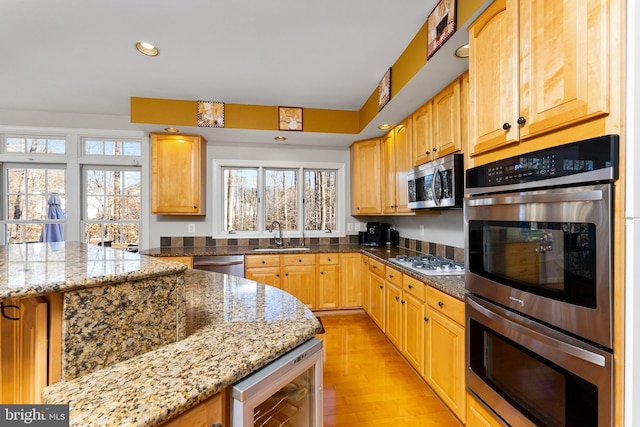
464 135 619 427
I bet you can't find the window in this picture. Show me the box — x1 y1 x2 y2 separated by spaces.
83 167 141 248
1 130 145 247
218 162 343 237
4 165 66 244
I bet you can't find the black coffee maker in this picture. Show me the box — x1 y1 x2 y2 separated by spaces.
361 222 389 247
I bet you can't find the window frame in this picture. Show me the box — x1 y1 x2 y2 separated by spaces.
212 159 345 239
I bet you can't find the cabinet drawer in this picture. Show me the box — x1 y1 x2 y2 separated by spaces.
427 287 465 326
317 253 339 265
368 258 386 278
282 253 316 266
385 266 402 287
403 275 426 302
245 255 280 268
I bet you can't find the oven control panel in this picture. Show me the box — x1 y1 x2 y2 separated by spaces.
466 134 619 192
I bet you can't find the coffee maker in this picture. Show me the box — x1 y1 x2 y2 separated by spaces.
360 222 397 247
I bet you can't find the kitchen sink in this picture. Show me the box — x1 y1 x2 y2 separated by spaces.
251 246 310 252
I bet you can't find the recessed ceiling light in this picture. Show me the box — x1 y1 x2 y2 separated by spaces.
377 124 393 130
454 44 469 58
164 127 180 133
136 41 159 56
274 136 287 141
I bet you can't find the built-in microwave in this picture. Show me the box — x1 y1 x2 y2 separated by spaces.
407 153 463 209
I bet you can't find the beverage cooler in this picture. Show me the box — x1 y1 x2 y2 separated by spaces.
231 338 323 427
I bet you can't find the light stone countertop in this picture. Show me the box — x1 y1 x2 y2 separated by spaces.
42 269 322 427
0 242 186 301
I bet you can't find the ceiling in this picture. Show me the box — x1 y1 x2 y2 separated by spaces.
0 0 479 148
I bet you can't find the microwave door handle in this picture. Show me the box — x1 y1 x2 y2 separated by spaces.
432 167 442 206
466 189 604 206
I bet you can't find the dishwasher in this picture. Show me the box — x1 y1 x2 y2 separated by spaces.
231 337 323 427
192 255 245 277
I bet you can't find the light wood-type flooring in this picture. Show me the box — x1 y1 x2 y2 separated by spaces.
317 311 462 427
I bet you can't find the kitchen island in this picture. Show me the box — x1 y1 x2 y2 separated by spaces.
0 242 322 426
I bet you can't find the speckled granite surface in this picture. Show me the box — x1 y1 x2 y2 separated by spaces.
0 242 186 301
43 270 322 427
142 244 467 301
62 273 186 380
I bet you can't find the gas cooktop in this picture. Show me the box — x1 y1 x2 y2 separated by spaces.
387 254 465 276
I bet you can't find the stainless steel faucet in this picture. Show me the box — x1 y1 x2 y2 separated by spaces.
268 220 283 246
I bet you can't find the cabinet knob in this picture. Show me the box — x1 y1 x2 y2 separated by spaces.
328 258 331 262
193 205 197 209
424 317 430 322
389 274 394 279
395 296 400 301
276 274 280 277
438 301 444 308
401 300 405 304
517 116 527 125
285 273 289 276
380 285 384 289
320 271 324 275
262 260 266 264
502 122 512 130
298 259 302 263
432 147 437 152
408 284 413 289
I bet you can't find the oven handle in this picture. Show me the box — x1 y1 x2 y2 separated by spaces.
466 189 603 206
467 296 607 367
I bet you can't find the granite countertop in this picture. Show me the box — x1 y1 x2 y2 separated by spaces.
142 244 467 301
0 242 186 301
42 269 322 426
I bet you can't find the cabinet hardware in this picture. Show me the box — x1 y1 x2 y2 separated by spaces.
432 147 438 152
380 285 384 289
389 275 394 279
408 284 413 289
261 260 266 264
438 301 444 307
401 300 405 304
320 272 324 275
298 259 302 263
424 317 430 322
395 296 400 301
517 116 527 125
502 122 511 130
1 302 20 321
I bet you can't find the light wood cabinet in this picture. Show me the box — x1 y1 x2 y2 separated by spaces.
402 275 426 376
468 0 609 156
367 258 386 331
161 389 227 427
245 255 282 289
1 297 49 404
384 281 403 349
339 252 362 308
425 286 466 423
350 138 382 215
412 77 463 166
466 392 508 427
361 256 371 312
317 253 339 309
161 256 193 269
151 133 207 215
282 254 316 309
382 119 414 214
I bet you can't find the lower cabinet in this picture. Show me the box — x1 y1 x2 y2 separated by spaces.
402 275 426 376
361 256 371 312
282 254 317 309
425 286 466 423
339 252 362 308
384 282 403 349
367 258 386 331
466 392 508 427
245 255 282 289
161 389 227 427
317 253 340 309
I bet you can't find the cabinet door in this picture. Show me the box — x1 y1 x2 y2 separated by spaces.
381 131 397 214
340 253 362 308
432 78 462 158
402 292 425 376
384 283 403 349
468 0 519 155
317 265 340 309
519 0 609 139
151 133 206 215
368 272 385 331
466 392 509 427
1 297 48 404
283 265 316 308
412 101 434 166
361 256 371 312
393 119 414 213
350 138 381 215
161 390 226 427
426 309 466 423
245 267 282 289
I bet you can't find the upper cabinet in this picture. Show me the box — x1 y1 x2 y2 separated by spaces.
382 118 414 214
412 76 464 166
151 133 207 215
350 138 382 215
468 0 609 156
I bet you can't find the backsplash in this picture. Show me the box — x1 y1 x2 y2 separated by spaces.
160 236 464 262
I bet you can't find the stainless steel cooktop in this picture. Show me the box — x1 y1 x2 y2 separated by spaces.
387 254 464 276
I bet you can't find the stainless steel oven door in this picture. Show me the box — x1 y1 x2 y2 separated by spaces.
464 183 613 348
466 295 613 427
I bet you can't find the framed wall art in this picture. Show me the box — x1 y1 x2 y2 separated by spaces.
378 67 391 111
427 0 457 60
278 106 303 131
197 101 225 127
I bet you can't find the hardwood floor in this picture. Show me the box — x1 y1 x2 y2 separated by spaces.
316 311 462 427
